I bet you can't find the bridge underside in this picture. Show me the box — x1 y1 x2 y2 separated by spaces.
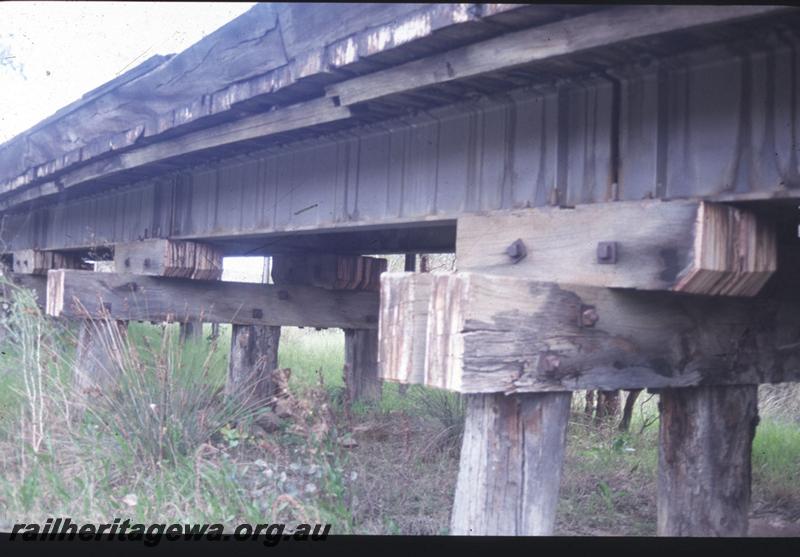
2 15 800 255
2 5 800 539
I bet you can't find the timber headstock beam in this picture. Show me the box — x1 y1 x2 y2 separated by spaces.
113 239 223 280
271 253 386 292
10 249 86 275
380 199 789 393
2 249 88 309
456 200 776 296
46 269 379 330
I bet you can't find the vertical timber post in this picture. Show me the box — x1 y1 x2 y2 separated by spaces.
74 255 129 393
397 254 417 397
74 319 129 393
343 328 381 404
226 255 280 406
451 392 572 535
657 385 759 536
226 322 281 405
179 320 203 343
272 253 385 406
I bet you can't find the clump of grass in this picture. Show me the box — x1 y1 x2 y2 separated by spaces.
77 318 261 467
752 420 800 506
407 386 464 452
0 277 286 526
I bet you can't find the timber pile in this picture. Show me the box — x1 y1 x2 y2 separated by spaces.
273 253 387 403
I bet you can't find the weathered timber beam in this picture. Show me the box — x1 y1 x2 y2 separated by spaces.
0 97 352 210
457 200 776 296
11 249 85 275
114 239 223 280
272 254 386 291
327 5 788 107
379 272 800 393
46 270 378 329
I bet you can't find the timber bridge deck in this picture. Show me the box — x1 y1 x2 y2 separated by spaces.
2 3 800 536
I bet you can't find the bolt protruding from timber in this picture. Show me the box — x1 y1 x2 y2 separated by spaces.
540 353 561 375
581 306 599 327
505 238 527 264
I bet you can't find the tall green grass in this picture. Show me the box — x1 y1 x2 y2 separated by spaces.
0 278 280 527
752 420 800 502
278 327 344 393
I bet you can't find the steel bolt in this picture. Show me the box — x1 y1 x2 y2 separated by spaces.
539 353 561 374
596 241 618 264
581 305 599 327
505 238 528 264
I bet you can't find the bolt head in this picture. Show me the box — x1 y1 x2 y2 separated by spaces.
596 241 618 264
540 353 561 374
581 306 599 327
505 238 528 264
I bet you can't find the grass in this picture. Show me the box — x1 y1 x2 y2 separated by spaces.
0 275 799 534
752 420 800 513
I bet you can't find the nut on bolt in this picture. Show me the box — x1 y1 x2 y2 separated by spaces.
596 241 617 264
580 305 599 327
539 353 561 375
505 238 528 264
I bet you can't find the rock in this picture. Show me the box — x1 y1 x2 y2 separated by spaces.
255 409 282 432
339 434 358 448
275 399 294 419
